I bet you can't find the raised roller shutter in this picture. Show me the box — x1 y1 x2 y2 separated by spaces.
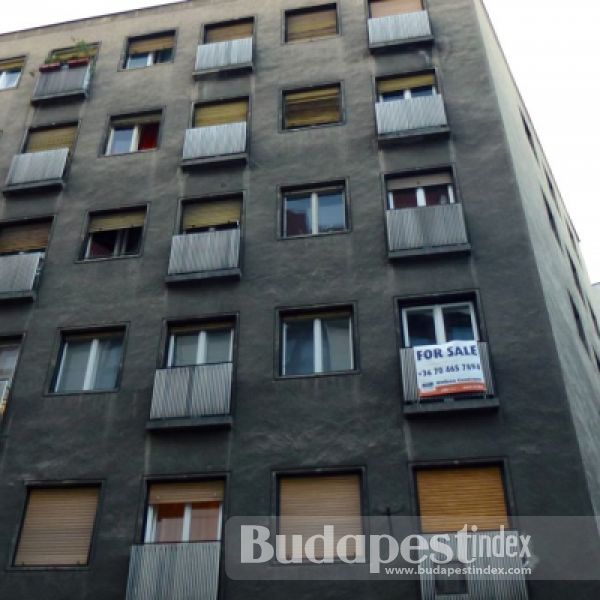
128 33 175 54
205 19 254 43
284 86 341 128
88 208 146 233
0 57 25 70
286 6 337 42
0 220 51 254
377 73 435 94
194 100 248 127
149 480 225 504
25 124 77 153
387 172 452 191
370 0 423 19
182 197 242 231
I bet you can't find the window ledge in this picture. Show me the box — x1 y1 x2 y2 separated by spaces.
0 290 36 302
146 415 233 431
388 243 471 259
378 125 450 146
404 397 499 416
193 62 253 79
369 34 434 52
166 267 241 284
180 152 248 169
3 179 65 195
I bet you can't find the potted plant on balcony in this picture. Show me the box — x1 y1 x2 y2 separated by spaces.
66 40 95 68
39 54 61 72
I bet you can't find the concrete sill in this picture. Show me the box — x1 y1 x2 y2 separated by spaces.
369 35 434 52
388 243 471 260
147 415 233 431
404 397 499 416
31 89 88 105
378 125 450 146
193 62 253 79
0 290 36 302
180 153 248 169
3 179 65 195
166 267 241 284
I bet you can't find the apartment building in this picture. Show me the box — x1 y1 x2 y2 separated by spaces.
0 0 599 598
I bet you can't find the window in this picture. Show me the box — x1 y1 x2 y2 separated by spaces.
0 57 24 90
181 196 242 234
377 73 436 102
53 330 125 393
543 193 560 245
0 339 21 418
521 111 537 159
204 19 254 43
569 254 583 297
44 44 98 67
106 112 161 155
387 172 454 210
144 481 224 543
14 486 100 566
285 5 338 43
83 208 145 260
24 124 78 154
0 219 51 256
283 85 342 129
194 99 248 128
124 31 175 69
281 308 353 376
571 297 587 349
416 465 509 533
402 302 478 347
278 473 362 560
167 322 234 367
369 0 423 18
283 184 346 237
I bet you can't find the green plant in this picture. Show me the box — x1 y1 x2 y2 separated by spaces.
70 39 95 59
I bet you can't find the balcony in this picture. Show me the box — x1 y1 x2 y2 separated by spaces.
125 542 221 600
147 363 233 430
419 531 529 599
375 96 449 142
386 204 470 258
166 229 241 283
0 252 44 301
181 122 247 167
368 11 433 49
4 148 69 193
400 342 496 415
0 379 9 423
194 37 253 76
32 65 92 103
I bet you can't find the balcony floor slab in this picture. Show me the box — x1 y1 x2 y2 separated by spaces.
146 415 233 431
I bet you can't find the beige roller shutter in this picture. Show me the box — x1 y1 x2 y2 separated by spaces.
283 309 351 323
377 73 435 94
111 112 161 128
14 487 99 566
205 19 254 43
417 466 510 534
286 6 338 42
170 320 235 335
128 33 174 54
370 0 423 18
284 86 341 128
88 209 146 233
194 100 248 127
50 46 98 62
149 480 225 505
25 125 77 153
182 198 242 231
0 57 25 70
279 474 362 559
388 172 452 191
0 220 51 254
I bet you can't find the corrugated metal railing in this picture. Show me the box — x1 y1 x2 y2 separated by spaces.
32 65 91 100
182 122 247 160
419 531 529 599
401 342 494 403
125 542 221 600
386 204 468 252
368 10 432 45
150 362 233 419
5 148 69 187
0 252 44 295
376 96 447 136
168 229 240 275
195 37 253 72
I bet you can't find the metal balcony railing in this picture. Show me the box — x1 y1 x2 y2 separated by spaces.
125 542 221 600
32 65 91 101
376 96 448 136
150 363 233 420
0 379 9 421
386 204 468 253
182 122 247 161
168 229 240 276
400 342 494 403
195 37 253 73
5 148 69 188
368 11 432 46
0 252 44 296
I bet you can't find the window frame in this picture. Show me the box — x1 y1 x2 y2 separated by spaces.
283 3 340 45
386 178 455 210
20 120 80 156
280 82 345 132
83 227 143 260
122 30 177 70
0 337 23 422
0 67 22 90
202 16 256 45
166 325 234 368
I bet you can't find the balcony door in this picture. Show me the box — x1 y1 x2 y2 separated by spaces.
167 324 233 368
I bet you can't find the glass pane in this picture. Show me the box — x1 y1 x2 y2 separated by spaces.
154 48 173 63
154 503 185 543
0 345 19 380
443 305 476 342
56 340 91 392
405 309 437 347
2 70 20 88
126 53 149 69
123 227 143 255
205 329 232 364
410 86 434 97
88 230 118 259
424 185 451 206
109 127 135 154
322 317 352 372
317 191 345 233
283 319 314 375
391 189 418 210
172 334 199 367
138 122 159 151
381 91 405 102
93 337 123 390
189 501 221 542
284 195 312 237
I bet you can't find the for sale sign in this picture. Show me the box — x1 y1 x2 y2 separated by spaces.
413 341 486 399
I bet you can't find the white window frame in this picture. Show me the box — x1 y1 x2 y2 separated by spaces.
85 227 141 259
281 313 354 375
379 85 437 103
167 327 234 368
106 125 141 155
144 501 223 543
0 68 22 90
387 182 455 210
0 342 20 413
126 51 154 69
284 188 346 237
401 302 479 348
